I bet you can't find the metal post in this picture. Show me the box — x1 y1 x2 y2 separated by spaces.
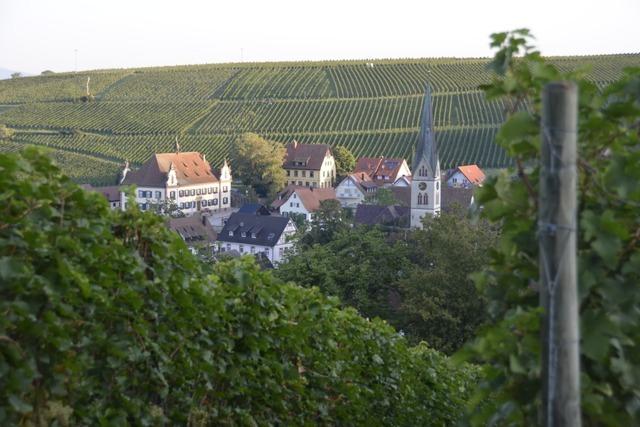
539 81 581 427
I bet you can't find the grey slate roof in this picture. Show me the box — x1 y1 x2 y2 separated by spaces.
413 85 439 175
354 204 410 227
441 186 475 211
217 213 291 247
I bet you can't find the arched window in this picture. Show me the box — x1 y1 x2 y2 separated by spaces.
419 166 426 177
417 193 423 204
424 193 429 205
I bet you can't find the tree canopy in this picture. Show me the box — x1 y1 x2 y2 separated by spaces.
230 132 286 199
333 145 356 181
278 210 497 354
0 147 475 425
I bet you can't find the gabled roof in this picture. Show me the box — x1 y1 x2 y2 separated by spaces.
354 204 410 226
122 151 219 187
354 157 383 177
453 165 486 185
284 141 332 170
168 214 217 245
441 186 475 211
82 184 121 202
285 187 336 212
217 213 293 247
355 157 411 185
271 185 302 210
238 203 271 216
337 172 377 195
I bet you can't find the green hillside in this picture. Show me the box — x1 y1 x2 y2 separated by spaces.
0 54 638 184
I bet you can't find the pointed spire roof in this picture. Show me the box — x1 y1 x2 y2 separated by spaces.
412 85 439 174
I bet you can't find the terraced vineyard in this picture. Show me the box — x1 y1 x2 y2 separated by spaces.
0 54 638 183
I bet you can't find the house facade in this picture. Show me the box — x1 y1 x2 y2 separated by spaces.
354 157 411 187
446 164 486 188
217 212 296 264
168 213 217 256
335 173 378 209
120 151 232 215
278 186 336 221
283 141 335 189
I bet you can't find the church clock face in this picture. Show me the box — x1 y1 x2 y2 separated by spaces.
418 182 427 191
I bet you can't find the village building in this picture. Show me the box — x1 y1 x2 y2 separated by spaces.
335 172 378 209
119 146 232 216
81 184 121 209
272 185 336 221
217 212 296 265
446 164 486 188
411 86 441 228
283 141 336 189
354 205 410 227
354 157 411 187
167 213 217 256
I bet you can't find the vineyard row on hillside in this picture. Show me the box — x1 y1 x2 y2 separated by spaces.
1 54 636 103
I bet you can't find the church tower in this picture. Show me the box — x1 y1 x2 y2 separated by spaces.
410 85 441 228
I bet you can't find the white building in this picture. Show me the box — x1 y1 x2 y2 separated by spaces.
217 212 296 265
335 173 378 209
411 86 441 228
119 150 232 215
276 186 336 221
446 165 486 188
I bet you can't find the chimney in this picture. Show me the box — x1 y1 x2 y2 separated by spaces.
202 153 206 162
292 140 298 149
361 173 365 180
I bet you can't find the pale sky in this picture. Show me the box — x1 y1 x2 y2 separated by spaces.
1 0 638 74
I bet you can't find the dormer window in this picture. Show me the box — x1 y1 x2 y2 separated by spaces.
229 231 234 236
267 233 275 240
241 232 246 238
251 232 257 239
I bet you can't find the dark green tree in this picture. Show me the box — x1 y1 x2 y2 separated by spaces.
231 132 286 199
0 147 476 426
333 145 356 181
397 207 498 353
301 199 350 246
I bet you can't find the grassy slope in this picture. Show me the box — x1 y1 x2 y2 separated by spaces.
0 54 638 183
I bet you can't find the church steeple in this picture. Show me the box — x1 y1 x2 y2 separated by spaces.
413 84 439 177
410 85 441 228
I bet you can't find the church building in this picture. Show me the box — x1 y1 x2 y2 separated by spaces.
410 86 441 228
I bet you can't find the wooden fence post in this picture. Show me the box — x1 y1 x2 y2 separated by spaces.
539 81 581 427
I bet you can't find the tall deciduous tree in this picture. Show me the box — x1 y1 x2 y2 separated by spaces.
231 132 286 199
333 145 356 181
398 206 497 353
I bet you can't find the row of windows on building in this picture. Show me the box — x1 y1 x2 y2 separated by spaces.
138 186 229 200
223 244 288 258
180 198 228 209
287 170 314 178
289 180 332 188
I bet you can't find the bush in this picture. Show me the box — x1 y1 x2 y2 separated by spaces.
0 147 475 425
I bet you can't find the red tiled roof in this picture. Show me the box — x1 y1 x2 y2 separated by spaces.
456 165 485 185
284 141 332 171
355 157 410 184
122 152 219 187
293 187 336 212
